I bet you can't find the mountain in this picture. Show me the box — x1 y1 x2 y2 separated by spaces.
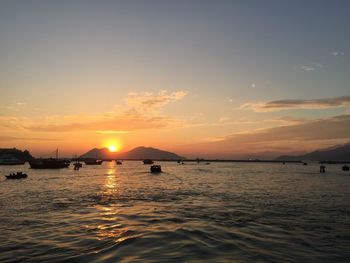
79 147 113 159
80 146 185 160
276 143 350 162
0 148 34 161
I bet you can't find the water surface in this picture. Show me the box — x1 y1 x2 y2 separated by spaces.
0 161 349 262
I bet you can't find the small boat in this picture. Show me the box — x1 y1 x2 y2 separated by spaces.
74 162 82 170
320 165 326 173
303 162 308 165
5 172 28 179
84 159 103 165
150 165 162 173
116 160 122 165
342 165 349 171
143 159 154 164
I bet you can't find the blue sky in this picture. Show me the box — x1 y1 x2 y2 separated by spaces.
0 0 349 157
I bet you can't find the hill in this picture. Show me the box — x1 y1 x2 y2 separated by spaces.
276 143 350 162
80 146 185 160
0 148 34 161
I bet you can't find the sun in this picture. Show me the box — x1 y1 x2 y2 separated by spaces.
108 145 118 152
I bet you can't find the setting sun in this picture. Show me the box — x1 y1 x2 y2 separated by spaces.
108 145 118 152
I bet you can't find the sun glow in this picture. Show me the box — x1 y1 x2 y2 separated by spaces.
108 145 118 152
105 140 122 152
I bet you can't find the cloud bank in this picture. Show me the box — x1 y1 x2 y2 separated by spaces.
1 90 188 133
179 114 350 158
240 96 350 112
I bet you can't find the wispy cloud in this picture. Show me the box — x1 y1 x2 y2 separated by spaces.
25 111 179 133
240 96 350 112
331 51 345 56
301 65 316 71
0 136 59 142
126 90 188 112
179 114 350 158
5 102 27 112
1 90 187 133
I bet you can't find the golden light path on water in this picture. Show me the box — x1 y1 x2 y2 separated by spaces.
0 161 350 262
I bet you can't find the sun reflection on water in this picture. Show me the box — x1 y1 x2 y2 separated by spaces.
95 162 127 241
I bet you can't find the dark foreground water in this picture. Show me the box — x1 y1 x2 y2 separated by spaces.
0 161 349 262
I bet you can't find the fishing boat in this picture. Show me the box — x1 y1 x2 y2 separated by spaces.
0 156 25 165
29 158 70 169
29 149 70 169
150 165 161 173
116 160 122 165
84 159 103 165
143 159 154 164
5 172 28 179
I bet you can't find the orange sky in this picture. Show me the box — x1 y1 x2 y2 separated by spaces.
0 1 349 158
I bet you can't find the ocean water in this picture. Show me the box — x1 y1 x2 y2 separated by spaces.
0 161 349 262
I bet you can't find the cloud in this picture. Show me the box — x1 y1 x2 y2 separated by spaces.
0 136 59 141
5 102 27 112
126 90 188 112
96 130 130 134
331 51 345 56
179 114 350 158
301 65 316 71
240 96 350 112
3 90 187 133
25 112 178 133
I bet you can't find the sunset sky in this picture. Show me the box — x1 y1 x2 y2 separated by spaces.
0 0 349 158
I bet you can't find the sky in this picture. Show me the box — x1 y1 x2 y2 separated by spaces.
0 0 349 158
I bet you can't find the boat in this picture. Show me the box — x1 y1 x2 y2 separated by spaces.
5 172 28 179
0 156 25 165
116 160 122 165
84 159 103 165
143 159 154 164
342 165 349 171
29 158 70 169
150 165 161 173
75 162 83 168
74 162 82 170
29 149 70 169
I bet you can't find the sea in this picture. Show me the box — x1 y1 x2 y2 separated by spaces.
0 161 349 262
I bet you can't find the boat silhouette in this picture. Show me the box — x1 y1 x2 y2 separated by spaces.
29 149 70 169
84 159 103 165
5 172 28 179
143 159 154 164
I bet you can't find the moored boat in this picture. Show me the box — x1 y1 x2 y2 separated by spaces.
0 156 25 165
84 159 103 165
29 149 70 169
29 158 70 169
150 165 161 173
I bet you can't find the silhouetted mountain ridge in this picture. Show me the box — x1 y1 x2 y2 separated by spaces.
276 143 350 161
80 146 185 160
0 148 34 161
